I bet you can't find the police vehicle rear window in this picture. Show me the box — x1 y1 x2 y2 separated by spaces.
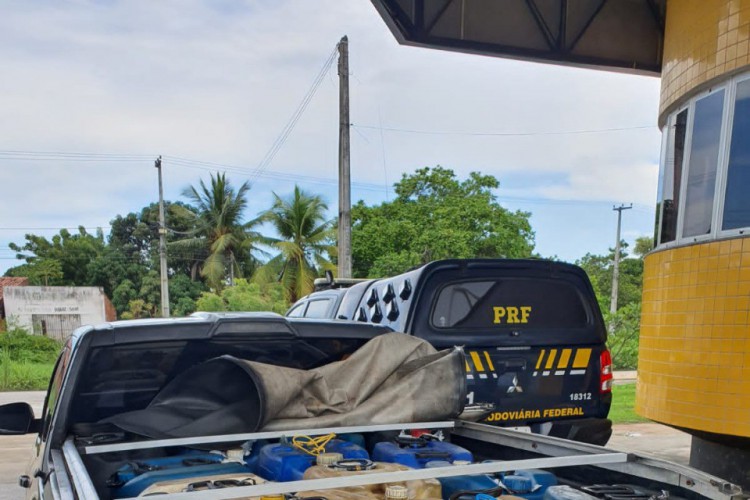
431 279 588 329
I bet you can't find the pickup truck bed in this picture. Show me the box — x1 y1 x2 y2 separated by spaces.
59 419 743 500
2 313 744 500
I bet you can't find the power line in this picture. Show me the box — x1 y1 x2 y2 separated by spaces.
163 156 387 192
0 150 656 211
351 123 656 137
0 226 108 231
249 44 339 185
0 150 151 158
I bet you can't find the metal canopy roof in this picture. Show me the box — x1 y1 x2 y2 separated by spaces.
371 0 665 76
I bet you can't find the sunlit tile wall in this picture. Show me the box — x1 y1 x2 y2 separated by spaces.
661 0 750 118
637 238 750 437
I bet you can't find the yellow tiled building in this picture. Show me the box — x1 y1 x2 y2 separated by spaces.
371 0 750 486
637 4 750 479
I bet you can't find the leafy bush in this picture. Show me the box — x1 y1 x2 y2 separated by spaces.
606 303 641 370
196 279 288 314
0 327 62 364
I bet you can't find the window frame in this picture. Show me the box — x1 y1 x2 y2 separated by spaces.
302 298 333 319
654 73 750 250
655 121 669 246
677 84 729 243
656 106 690 247
718 72 750 237
286 303 307 318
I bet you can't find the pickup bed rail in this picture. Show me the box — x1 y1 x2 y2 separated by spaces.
57 420 746 500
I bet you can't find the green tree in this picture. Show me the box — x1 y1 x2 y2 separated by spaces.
120 299 150 320
577 242 646 370
173 173 260 290
257 186 335 302
168 274 204 316
102 202 206 316
195 279 288 314
4 201 209 319
351 167 535 277
112 279 137 315
577 241 643 312
25 258 63 286
7 227 106 286
633 236 654 258
605 302 642 369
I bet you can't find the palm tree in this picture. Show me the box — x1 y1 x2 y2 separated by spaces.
257 185 335 302
172 173 260 290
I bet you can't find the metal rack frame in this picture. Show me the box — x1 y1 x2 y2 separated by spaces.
57 420 745 500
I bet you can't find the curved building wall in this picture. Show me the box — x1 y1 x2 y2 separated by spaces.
638 0 750 438
660 0 750 121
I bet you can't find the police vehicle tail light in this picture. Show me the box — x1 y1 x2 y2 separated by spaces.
600 350 613 393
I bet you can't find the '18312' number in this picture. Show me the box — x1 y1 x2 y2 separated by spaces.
569 392 592 401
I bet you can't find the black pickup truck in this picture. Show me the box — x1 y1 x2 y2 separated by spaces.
288 259 613 445
0 313 743 500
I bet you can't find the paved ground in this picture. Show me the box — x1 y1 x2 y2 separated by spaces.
0 387 692 499
608 422 691 464
0 392 44 500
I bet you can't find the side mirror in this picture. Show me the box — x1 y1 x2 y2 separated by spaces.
0 402 39 435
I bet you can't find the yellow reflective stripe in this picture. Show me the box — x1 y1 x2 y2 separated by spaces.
483 351 495 372
572 348 592 368
465 359 471 372
557 349 572 369
470 351 485 372
545 349 558 370
535 349 546 370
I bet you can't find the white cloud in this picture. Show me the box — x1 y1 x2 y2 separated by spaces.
0 0 663 270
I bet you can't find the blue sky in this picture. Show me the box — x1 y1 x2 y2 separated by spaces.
0 0 661 273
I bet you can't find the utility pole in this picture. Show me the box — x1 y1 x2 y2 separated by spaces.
337 35 352 279
155 156 170 317
610 203 633 314
228 254 234 287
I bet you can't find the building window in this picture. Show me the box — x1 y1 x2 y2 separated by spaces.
722 79 750 231
659 109 688 244
682 90 725 238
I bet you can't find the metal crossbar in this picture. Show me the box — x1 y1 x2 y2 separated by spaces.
84 420 456 455
143 453 630 500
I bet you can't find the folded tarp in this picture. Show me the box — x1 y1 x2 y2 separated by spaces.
105 333 466 439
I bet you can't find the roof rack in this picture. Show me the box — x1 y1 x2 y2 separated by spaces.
313 270 372 291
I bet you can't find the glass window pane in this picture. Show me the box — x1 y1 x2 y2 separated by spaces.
659 110 688 243
287 304 305 317
723 80 750 230
683 90 725 237
431 279 587 331
304 299 331 319
654 127 667 244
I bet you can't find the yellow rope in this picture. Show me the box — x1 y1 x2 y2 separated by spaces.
291 433 337 456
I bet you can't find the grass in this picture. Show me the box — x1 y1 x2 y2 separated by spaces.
0 359 55 391
609 383 649 424
0 329 60 391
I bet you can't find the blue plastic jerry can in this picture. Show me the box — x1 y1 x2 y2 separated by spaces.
111 461 251 498
424 460 499 500
502 469 557 500
372 435 473 469
256 439 369 482
109 450 225 486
